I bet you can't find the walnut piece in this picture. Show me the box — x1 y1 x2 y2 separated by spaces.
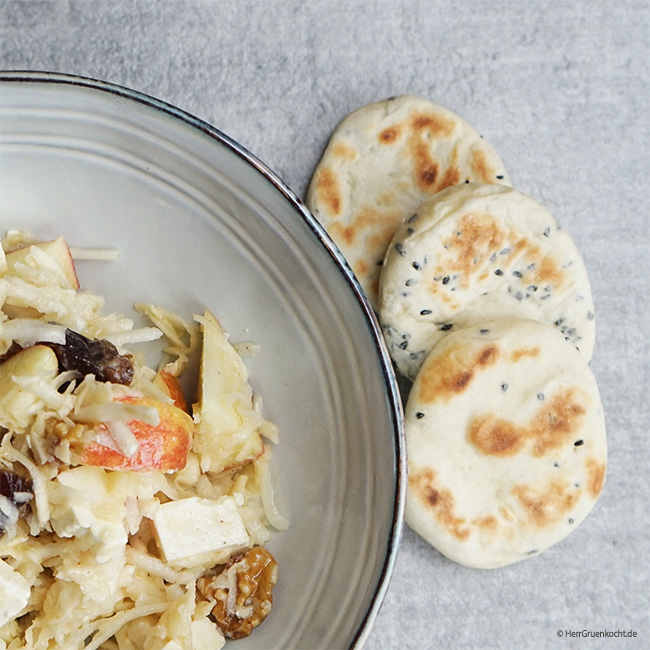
197 546 278 640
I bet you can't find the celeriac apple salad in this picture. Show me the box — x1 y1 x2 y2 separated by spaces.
0 230 288 650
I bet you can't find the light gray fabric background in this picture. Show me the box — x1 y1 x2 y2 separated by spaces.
1 1 648 648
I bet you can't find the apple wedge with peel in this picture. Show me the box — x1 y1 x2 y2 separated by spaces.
4 237 80 290
0 345 60 432
192 311 266 474
82 395 193 472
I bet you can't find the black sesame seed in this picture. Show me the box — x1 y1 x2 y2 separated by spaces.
440 323 453 331
412 262 421 270
480 328 490 334
420 309 432 315
527 262 536 270
401 292 410 297
587 311 595 320
543 226 551 237
574 439 584 446
407 227 414 236
554 461 560 468
407 213 418 223
528 285 538 292
489 252 497 262
495 269 503 276
526 549 538 555
568 518 575 524
537 393 545 401
513 270 522 278
442 275 450 285
395 242 406 256
496 175 504 180
501 383 508 392
377 260 384 266
405 279 414 286
416 412 425 419
500 247 511 255
398 340 408 350
514 291 523 301
465 179 470 183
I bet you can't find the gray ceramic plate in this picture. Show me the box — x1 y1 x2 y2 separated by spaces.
0 71 405 649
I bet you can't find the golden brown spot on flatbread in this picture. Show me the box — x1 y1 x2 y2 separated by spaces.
410 112 455 136
469 388 587 457
329 206 394 248
316 167 342 216
511 347 540 362
378 126 400 144
586 457 606 498
406 112 456 193
438 165 461 190
470 148 495 182
409 469 470 540
536 254 564 286
332 141 357 161
417 343 500 404
434 214 505 290
474 515 498 531
355 259 369 278
512 479 579 528
470 417 524 456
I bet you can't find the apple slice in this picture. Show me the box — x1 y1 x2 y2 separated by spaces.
82 395 193 472
0 345 59 431
192 311 265 474
153 367 189 412
4 237 80 290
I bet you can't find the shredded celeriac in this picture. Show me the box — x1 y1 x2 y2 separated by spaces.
0 231 286 650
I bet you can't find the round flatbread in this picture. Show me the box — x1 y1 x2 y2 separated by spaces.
405 318 607 569
379 182 595 380
306 95 510 309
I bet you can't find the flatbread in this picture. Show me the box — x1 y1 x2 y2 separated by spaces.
405 318 607 569
379 182 595 380
306 95 510 309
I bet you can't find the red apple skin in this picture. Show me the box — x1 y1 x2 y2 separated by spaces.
82 395 193 471
154 368 189 412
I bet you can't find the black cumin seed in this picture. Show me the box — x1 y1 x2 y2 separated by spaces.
413 262 421 270
398 341 408 350
574 439 584 446
501 383 508 392
543 227 551 237
554 461 560 468
442 276 450 284
555 318 564 326
401 292 410 297
568 518 575 524
416 412 425 419
513 270 522 278
537 392 545 401
405 279 415 286
420 309 432 315
496 174 504 180
407 228 414 235
407 213 418 223
495 269 503 276
440 323 453 331
480 328 489 334
395 242 406 256
528 285 538 292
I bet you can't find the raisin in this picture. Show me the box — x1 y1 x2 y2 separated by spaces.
47 329 134 385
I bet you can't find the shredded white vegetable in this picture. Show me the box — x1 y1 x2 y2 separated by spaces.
0 230 285 649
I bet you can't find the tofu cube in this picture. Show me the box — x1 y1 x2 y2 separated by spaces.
152 496 249 563
0 559 30 627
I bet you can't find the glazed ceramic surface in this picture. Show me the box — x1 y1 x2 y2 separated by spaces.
0 72 405 649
